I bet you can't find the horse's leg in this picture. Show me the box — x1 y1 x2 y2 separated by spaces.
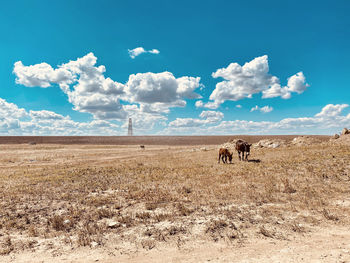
222 155 226 163
242 151 245 161
218 153 221 163
224 155 227 164
237 151 241 161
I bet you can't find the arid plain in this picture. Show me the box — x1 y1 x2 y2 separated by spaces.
1 135 350 262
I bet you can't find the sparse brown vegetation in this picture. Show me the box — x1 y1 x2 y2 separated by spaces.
0 135 350 261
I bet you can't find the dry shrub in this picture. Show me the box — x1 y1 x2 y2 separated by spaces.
144 228 166 242
77 222 104 247
141 239 156 250
322 209 339 221
205 219 240 242
136 212 151 220
263 176 279 202
49 215 66 231
226 229 241 241
28 225 38 237
290 222 306 233
167 225 187 236
77 230 91 247
153 213 173 222
145 202 158 211
177 203 194 216
259 225 274 238
118 215 134 227
97 208 114 219
282 178 297 194
182 186 192 194
0 236 14 255
206 220 228 233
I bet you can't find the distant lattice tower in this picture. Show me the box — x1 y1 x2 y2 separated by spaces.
127 118 133 136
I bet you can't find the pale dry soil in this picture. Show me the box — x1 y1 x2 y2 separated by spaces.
1 141 350 262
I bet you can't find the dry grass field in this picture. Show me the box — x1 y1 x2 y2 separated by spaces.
1 135 350 262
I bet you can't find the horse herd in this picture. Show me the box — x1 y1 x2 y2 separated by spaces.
218 139 252 164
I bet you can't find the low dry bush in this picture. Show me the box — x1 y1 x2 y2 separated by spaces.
0 236 14 255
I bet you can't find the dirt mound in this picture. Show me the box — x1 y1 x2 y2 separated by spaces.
291 136 321 146
329 133 350 145
221 136 325 149
329 128 350 145
253 139 287 149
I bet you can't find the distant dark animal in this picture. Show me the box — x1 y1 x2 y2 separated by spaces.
235 140 252 161
218 148 233 164
140 145 145 150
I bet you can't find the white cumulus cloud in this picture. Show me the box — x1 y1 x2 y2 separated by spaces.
128 47 160 59
262 72 309 99
13 61 73 88
149 49 160 54
123 72 202 118
0 98 28 119
169 110 223 128
13 53 203 130
207 55 308 106
250 105 273 113
315 104 348 118
194 100 220 109
163 104 350 135
0 95 349 136
0 97 123 135
29 110 69 120
199 110 224 122
195 100 204 108
124 72 201 104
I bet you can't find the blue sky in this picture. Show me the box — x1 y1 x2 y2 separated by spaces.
0 0 349 135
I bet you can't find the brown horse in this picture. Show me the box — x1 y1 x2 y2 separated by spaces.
218 148 233 164
235 140 252 161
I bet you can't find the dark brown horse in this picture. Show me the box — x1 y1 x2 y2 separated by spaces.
218 148 233 164
235 140 252 161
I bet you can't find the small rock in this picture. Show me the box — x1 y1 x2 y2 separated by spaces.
108 221 119 228
253 139 286 148
63 219 71 225
91 241 99 248
252 214 263 223
341 128 349 135
334 134 340 139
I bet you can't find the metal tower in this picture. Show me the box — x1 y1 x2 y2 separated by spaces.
127 118 133 136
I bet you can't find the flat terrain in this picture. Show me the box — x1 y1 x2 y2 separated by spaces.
0 135 330 145
1 135 350 262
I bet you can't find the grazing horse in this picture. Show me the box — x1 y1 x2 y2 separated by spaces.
235 140 252 161
218 148 233 164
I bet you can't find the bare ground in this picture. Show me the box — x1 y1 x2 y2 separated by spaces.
3 225 350 262
0 135 350 262
0 135 330 145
